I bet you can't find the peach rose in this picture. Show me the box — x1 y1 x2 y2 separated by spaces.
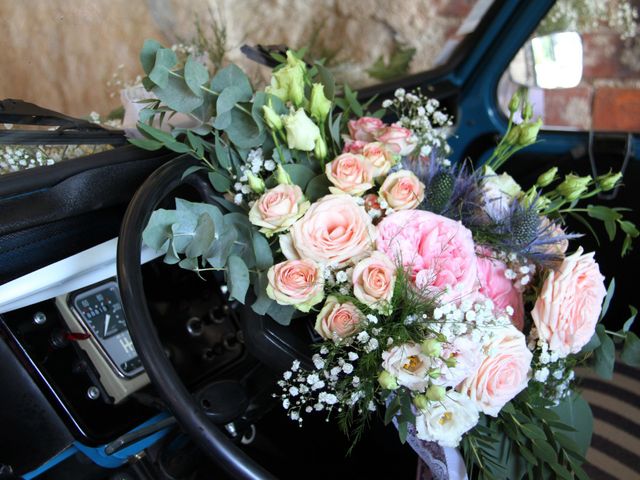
379 170 425 211
476 249 525 330
325 153 374 196
361 142 397 178
348 116 385 142
248 184 310 236
352 251 397 310
280 194 376 266
315 296 363 341
531 248 606 357
377 210 478 302
458 325 532 416
376 124 416 156
266 259 325 312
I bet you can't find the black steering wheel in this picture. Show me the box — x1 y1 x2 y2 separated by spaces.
117 156 276 480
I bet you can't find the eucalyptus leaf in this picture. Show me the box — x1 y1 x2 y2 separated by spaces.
214 133 231 169
213 110 232 130
184 55 209 96
250 91 267 133
622 306 638 332
600 278 615 320
208 171 232 192
315 62 335 100
398 421 408 444
549 392 593 457
252 233 273 271
594 324 615 379
153 74 204 113
181 165 205 180
205 228 237 268
142 209 178 251
149 48 178 88
227 255 250 303
225 108 266 149
265 302 295 326
621 331 640 367
305 174 331 201
185 213 216 258
175 198 224 227
579 331 601 354
344 85 363 117
217 85 252 115
531 439 557 465
282 164 317 190
210 64 252 98
136 121 176 144
128 138 163 151
251 272 273 315
178 257 199 271
140 39 163 75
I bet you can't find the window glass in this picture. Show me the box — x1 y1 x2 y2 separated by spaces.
498 0 640 132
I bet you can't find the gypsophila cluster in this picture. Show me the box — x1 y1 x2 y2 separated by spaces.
382 88 452 157
0 143 113 175
529 333 576 405
488 250 537 291
231 148 277 205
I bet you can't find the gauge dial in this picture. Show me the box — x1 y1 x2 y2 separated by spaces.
71 281 143 378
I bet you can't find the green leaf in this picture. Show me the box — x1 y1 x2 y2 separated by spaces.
181 165 205 180
184 55 209 96
621 331 640 367
178 257 198 271
128 138 163 151
305 174 331 201
227 255 250 303
398 421 408 444
329 112 343 146
213 110 232 130
620 220 639 237
367 44 416 81
517 445 538 466
164 141 193 154
210 64 252 98
252 233 273 271
140 39 163 75
548 462 572 480
225 108 266 149
185 213 215 258
214 133 231 170
521 423 547 441
149 48 178 88
282 164 317 190
153 74 204 113
549 392 593 457
208 171 232 192
142 209 178 251
315 62 335 100
594 324 615 379
217 85 252 115
579 330 601 354
531 439 557 465
600 278 615 320
251 272 273 315
186 131 204 158
587 205 621 222
136 121 175 143
205 228 237 268
384 396 401 425
622 306 638 332
265 302 295 325
344 85 363 117
604 219 617 241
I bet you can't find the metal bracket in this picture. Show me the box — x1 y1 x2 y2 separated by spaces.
588 131 633 201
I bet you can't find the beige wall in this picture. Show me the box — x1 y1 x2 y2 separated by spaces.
0 0 469 118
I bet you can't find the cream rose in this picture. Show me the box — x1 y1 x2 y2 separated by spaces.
531 248 606 357
325 153 374 196
248 184 310 236
280 194 376 266
266 259 325 312
379 170 425 211
458 326 532 416
361 142 397 178
352 251 396 311
415 391 479 448
376 124 416 156
315 296 363 341
381 343 433 392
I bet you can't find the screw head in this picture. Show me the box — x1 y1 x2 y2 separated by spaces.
87 386 100 400
33 311 47 325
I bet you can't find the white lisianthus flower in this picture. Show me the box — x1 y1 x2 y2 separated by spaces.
282 109 321 152
481 165 522 220
415 391 479 448
381 343 433 392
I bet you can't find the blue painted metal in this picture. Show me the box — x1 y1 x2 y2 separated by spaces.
24 413 172 477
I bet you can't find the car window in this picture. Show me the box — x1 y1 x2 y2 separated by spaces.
497 0 640 132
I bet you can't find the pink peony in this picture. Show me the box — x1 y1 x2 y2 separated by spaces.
376 210 477 301
531 247 606 357
280 194 376 266
458 326 532 416
376 124 416 156
476 249 525 330
315 296 363 341
352 251 397 310
325 153 373 196
347 117 385 142
266 259 324 312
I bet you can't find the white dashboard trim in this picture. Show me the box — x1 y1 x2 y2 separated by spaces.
0 238 162 313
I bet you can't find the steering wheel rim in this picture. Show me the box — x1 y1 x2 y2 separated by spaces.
117 155 275 480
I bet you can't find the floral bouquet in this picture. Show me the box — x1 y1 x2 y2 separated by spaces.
134 43 639 479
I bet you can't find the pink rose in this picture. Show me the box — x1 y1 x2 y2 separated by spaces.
476 249 525 330
325 153 374 196
342 139 367 154
280 194 376 266
352 251 397 310
248 184 310 236
376 124 416 156
379 170 425 211
361 142 397 178
376 210 477 301
348 117 385 142
531 248 606 357
315 296 363 341
266 259 324 312
458 326 532 416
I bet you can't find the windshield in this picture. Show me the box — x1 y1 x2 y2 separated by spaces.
0 0 494 175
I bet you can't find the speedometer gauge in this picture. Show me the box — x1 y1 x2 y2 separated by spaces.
70 281 144 378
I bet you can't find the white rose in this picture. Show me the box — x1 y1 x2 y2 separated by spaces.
381 343 432 392
415 391 479 448
283 108 321 151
